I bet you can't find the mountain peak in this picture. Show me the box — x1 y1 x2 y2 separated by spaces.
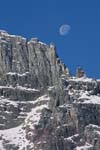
0 31 100 150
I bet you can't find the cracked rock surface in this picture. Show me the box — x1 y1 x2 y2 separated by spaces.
0 30 100 150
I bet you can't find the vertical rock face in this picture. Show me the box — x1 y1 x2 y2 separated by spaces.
0 30 29 75
0 31 70 88
0 30 100 150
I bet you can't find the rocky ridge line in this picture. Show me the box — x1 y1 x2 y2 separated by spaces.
0 30 100 150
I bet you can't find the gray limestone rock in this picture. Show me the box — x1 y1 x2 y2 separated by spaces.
76 67 86 78
0 30 100 150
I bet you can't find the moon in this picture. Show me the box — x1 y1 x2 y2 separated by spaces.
59 24 71 36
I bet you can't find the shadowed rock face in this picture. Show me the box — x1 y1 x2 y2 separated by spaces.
0 30 100 150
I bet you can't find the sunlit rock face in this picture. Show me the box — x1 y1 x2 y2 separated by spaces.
0 31 70 88
0 30 100 150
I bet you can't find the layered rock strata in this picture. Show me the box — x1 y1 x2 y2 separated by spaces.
0 30 100 150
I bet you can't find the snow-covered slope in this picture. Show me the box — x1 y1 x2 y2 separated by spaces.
0 95 50 150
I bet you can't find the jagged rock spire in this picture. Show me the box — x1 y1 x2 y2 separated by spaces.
76 67 86 78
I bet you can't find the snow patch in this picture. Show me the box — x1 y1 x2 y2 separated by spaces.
0 85 39 92
69 77 96 83
75 143 93 150
0 125 29 150
25 95 50 129
6 72 29 76
0 97 18 107
78 92 100 104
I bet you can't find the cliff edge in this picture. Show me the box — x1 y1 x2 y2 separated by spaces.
0 30 100 150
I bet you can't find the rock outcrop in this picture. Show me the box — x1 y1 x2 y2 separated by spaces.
0 30 100 150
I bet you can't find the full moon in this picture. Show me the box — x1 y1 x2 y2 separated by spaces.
59 24 71 36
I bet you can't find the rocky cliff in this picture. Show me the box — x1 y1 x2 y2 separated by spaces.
0 30 100 150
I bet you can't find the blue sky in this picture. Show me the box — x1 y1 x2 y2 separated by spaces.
0 0 100 78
